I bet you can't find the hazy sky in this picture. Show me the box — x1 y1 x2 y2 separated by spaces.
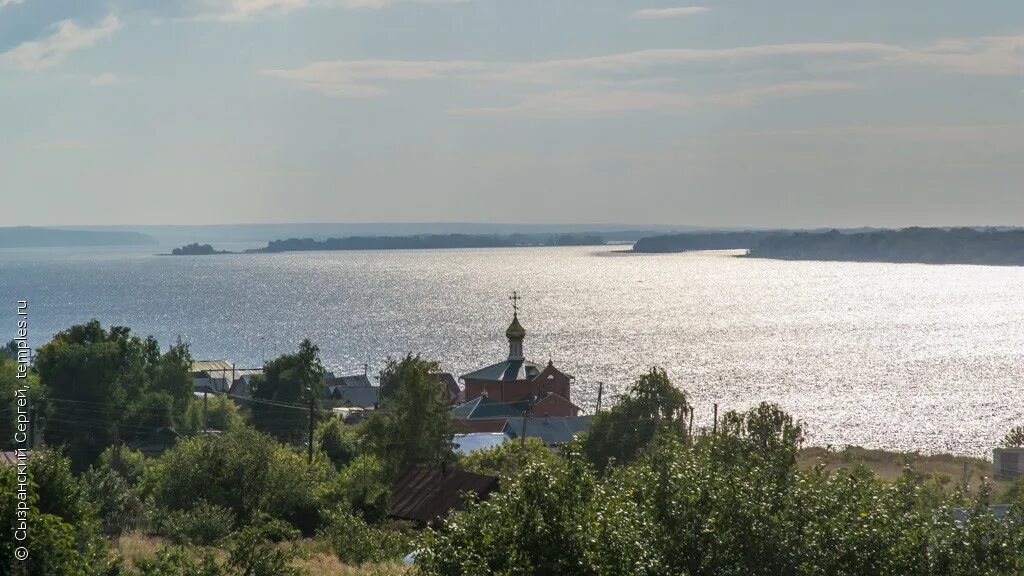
2 1 1022 228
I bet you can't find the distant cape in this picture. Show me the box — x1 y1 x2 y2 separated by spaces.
0 227 158 248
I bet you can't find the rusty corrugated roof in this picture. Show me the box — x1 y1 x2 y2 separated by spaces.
389 466 498 524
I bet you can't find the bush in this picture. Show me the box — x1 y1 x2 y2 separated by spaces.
155 501 237 545
141 426 331 534
0 451 112 575
418 403 1024 576
327 454 391 522
317 507 409 565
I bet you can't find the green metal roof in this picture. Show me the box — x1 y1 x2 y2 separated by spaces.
452 396 523 420
460 359 541 382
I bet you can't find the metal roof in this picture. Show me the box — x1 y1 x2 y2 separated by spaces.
460 359 542 382
452 396 522 420
327 374 372 388
389 466 498 524
453 433 508 455
328 385 379 408
191 360 233 374
504 415 594 445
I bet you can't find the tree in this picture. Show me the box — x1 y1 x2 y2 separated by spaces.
142 426 330 534
34 320 192 469
250 339 324 443
316 418 359 470
584 367 689 471
1002 426 1024 448
362 354 455 479
0 356 46 451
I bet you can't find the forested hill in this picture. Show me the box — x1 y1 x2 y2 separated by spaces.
747 228 1024 265
631 231 778 253
0 226 157 248
249 233 605 252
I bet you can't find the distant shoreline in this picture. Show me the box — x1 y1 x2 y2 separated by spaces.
634 227 1024 267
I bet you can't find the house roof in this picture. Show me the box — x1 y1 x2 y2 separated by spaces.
453 433 508 455
0 450 28 467
460 358 542 382
452 396 522 420
432 372 461 400
328 385 379 408
327 374 372 388
532 393 582 417
191 360 233 375
504 415 594 445
389 466 499 523
456 419 511 433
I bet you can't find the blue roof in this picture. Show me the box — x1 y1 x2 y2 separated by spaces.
453 433 509 455
504 415 593 445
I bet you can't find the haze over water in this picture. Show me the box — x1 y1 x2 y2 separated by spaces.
3 245 1022 456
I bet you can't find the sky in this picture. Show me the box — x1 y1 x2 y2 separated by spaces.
1 0 1022 228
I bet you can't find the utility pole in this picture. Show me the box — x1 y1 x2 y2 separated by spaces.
713 403 718 435
307 393 315 465
520 393 535 448
203 390 208 430
595 381 604 413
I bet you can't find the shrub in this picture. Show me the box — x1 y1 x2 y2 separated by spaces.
155 501 237 545
141 426 331 534
317 507 409 565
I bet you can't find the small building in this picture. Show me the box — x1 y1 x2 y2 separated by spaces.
389 466 499 524
504 415 594 447
227 370 262 400
191 359 236 394
326 373 379 408
993 447 1024 479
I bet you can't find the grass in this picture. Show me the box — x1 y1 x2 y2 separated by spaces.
113 533 410 576
798 445 1013 499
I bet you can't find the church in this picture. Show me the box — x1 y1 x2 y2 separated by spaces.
459 293 580 418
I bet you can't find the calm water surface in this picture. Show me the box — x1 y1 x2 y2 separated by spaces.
2 245 1022 455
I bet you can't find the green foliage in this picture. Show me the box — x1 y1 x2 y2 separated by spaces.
459 437 555 479
584 367 689 470
0 450 112 576
362 354 455 479
316 417 360 469
142 426 329 534
155 501 237 545
0 356 46 450
34 320 193 468
251 339 324 443
419 402 1024 576
1002 426 1024 448
328 453 391 522
183 394 245 434
317 507 410 565
132 518 306 576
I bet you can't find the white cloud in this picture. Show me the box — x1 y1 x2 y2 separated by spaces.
632 6 709 19
264 34 1024 117
0 14 120 71
0 0 25 9
340 0 468 9
262 59 480 97
89 72 123 86
188 0 466 20
452 81 859 118
885 35 1024 76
